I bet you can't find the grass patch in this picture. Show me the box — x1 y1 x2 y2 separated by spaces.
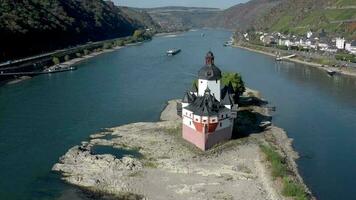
165 125 182 136
260 145 287 178
283 178 308 200
260 144 309 200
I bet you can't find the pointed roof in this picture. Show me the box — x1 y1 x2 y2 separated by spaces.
198 51 222 80
221 92 234 106
185 88 228 116
182 91 196 103
221 81 235 101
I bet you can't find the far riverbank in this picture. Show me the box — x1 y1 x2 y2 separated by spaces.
234 44 356 78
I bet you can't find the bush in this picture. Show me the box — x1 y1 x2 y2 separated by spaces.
83 49 90 55
64 55 70 61
52 57 60 65
103 43 112 49
282 178 307 200
335 53 356 63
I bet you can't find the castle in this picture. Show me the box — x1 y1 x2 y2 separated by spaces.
181 51 237 150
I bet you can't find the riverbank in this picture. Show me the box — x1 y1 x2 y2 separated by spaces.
52 89 313 200
235 44 356 78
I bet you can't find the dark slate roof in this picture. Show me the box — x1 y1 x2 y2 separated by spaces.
221 82 234 98
221 92 234 106
198 51 222 80
185 88 229 116
182 91 196 103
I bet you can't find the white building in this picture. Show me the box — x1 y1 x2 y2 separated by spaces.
307 31 313 39
336 38 346 50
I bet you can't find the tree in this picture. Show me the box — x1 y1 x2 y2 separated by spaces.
64 55 70 61
133 30 144 39
192 72 245 99
52 57 60 65
103 42 112 49
83 49 90 55
222 72 245 98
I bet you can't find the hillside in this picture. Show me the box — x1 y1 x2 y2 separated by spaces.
210 0 284 30
145 0 356 38
0 0 159 62
256 0 356 38
144 7 220 31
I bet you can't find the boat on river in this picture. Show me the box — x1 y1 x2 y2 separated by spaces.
326 69 336 76
223 41 233 47
43 65 77 74
166 49 181 56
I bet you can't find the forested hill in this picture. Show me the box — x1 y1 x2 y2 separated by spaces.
0 0 159 62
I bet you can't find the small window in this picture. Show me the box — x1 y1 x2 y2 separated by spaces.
220 122 222 127
212 119 215 122
203 120 207 122
201 81 203 83
189 121 192 125
226 114 228 118
221 115 223 118
195 118 198 121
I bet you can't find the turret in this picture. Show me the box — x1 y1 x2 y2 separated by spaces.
197 51 222 101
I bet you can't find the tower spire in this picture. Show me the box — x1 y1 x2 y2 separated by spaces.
205 51 214 66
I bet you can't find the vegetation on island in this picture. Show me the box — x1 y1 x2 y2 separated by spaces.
192 72 245 100
221 72 246 98
260 144 309 200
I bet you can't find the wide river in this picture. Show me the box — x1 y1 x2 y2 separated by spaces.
1 30 356 200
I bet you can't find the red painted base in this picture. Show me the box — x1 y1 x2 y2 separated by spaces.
182 125 232 151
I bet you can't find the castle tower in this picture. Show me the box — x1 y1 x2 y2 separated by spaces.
197 51 222 101
181 52 236 151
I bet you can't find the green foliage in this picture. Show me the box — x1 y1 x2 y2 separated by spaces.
192 72 245 99
260 145 309 200
75 52 81 57
103 42 112 49
83 49 90 55
260 145 287 178
133 30 144 39
222 72 246 97
335 53 356 63
282 178 308 200
52 57 60 65
64 55 70 61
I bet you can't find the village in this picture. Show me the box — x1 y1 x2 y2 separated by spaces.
238 30 356 67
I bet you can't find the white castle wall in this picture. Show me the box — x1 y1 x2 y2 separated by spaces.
198 79 221 101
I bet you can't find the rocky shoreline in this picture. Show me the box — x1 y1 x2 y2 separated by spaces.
53 89 313 200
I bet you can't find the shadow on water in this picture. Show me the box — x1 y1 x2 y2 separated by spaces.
232 96 272 139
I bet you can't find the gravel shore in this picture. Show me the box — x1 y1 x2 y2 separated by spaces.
53 89 312 200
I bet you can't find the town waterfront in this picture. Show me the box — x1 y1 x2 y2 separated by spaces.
0 30 356 200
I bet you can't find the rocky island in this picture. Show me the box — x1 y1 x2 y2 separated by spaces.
53 88 312 200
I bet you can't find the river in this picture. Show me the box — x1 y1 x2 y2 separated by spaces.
0 29 355 200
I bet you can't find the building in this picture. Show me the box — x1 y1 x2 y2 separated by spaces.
307 31 313 39
181 52 237 150
346 41 356 55
336 38 346 50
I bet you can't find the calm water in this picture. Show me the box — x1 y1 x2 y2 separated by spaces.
0 30 356 200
